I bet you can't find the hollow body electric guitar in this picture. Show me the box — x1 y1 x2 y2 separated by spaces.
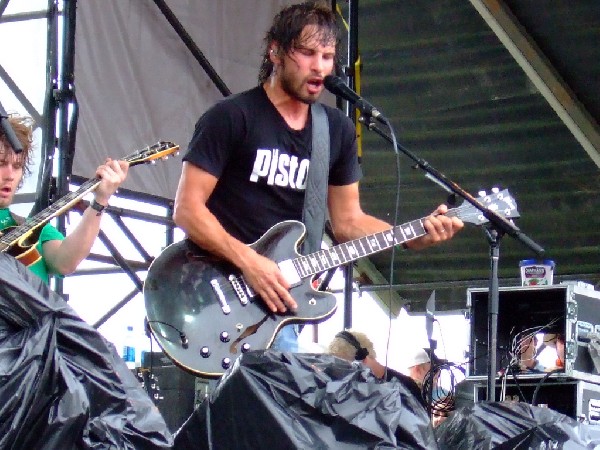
144 189 519 378
0 141 179 266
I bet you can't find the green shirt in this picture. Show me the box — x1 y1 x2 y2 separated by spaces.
0 208 65 284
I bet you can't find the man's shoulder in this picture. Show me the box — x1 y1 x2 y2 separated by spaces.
319 102 355 134
216 86 264 108
201 86 265 123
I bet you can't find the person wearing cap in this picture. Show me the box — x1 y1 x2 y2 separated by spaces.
405 347 454 427
406 348 433 388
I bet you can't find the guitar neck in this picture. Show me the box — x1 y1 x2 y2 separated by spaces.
291 216 428 279
0 141 179 253
0 178 100 249
289 205 469 279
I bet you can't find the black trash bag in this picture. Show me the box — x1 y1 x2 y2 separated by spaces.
0 253 173 449
436 401 600 450
174 350 437 449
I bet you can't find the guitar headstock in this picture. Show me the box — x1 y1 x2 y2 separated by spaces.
456 188 520 226
125 141 180 167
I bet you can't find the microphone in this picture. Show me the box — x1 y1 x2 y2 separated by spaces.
323 75 384 120
0 101 23 154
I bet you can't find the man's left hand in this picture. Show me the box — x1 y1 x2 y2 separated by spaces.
93 158 129 205
406 204 464 250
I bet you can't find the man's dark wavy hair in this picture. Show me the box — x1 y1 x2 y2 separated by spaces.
258 1 340 84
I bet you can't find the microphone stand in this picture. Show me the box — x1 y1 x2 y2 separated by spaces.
425 291 436 417
0 100 24 153
358 113 545 402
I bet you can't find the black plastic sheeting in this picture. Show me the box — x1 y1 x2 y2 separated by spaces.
174 350 437 449
0 253 173 449
436 401 600 450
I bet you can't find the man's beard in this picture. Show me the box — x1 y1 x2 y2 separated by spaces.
279 62 318 105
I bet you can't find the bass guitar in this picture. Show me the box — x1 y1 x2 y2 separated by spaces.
0 141 179 266
144 189 518 378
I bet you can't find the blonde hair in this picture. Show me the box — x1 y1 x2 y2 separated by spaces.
327 329 376 362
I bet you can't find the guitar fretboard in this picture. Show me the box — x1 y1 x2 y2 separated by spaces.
0 144 175 253
291 217 427 279
0 178 101 249
289 205 471 280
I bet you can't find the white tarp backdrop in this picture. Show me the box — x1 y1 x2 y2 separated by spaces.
74 0 297 199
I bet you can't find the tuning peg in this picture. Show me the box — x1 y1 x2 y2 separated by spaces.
478 190 487 197
491 187 499 194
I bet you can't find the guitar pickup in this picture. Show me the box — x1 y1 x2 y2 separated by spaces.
229 274 249 305
210 279 231 314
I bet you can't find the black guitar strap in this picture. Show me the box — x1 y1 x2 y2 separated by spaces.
301 103 330 256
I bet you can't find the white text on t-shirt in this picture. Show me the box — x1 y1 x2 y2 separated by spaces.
249 148 309 190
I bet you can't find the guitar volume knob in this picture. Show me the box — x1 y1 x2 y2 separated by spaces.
222 358 231 369
220 331 230 342
241 343 251 353
200 346 211 358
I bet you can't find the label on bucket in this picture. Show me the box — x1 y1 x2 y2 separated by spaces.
520 260 555 286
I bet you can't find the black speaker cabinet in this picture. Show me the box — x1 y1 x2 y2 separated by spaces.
150 365 196 433
466 282 600 383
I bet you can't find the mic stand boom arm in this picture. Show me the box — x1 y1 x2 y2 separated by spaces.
359 116 543 256
359 114 545 402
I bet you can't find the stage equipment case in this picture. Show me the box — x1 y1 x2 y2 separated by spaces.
466 282 600 383
455 375 600 424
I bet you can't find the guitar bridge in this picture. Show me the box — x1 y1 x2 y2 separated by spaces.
229 275 249 305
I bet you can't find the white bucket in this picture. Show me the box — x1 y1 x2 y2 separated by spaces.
519 259 555 286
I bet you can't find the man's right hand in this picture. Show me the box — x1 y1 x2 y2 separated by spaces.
240 250 298 314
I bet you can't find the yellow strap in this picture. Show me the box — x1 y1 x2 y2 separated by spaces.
335 4 363 160
354 56 363 159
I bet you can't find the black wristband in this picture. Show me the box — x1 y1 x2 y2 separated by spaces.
90 199 107 216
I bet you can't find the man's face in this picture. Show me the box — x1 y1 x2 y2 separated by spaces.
278 25 336 104
0 143 25 208
409 361 431 384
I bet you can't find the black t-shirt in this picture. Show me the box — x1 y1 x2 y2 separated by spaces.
183 86 361 244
